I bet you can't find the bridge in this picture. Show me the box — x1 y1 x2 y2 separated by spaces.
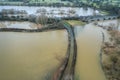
0 11 120 23
61 15 120 22
79 15 120 23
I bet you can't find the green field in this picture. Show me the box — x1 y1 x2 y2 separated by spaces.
65 20 86 26
0 0 72 6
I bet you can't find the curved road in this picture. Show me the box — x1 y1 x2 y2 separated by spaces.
53 22 77 80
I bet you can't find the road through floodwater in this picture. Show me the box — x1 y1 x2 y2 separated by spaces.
0 22 110 80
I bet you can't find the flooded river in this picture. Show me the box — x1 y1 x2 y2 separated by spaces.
0 30 68 80
75 23 108 80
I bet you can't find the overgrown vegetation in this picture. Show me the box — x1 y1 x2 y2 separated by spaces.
102 30 120 80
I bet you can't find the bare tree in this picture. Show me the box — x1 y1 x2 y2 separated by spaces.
29 14 36 22
36 14 48 27
59 10 65 16
36 8 47 15
68 9 76 16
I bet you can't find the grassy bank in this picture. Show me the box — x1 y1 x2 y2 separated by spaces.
65 20 86 26
100 11 110 15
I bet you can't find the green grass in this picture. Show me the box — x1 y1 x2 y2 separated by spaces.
0 0 73 5
65 20 86 26
0 1 23 5
100 11 110 15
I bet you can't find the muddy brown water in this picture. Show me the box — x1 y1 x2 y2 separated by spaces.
0 23 110 80
0 30 68 80
75 23 108 80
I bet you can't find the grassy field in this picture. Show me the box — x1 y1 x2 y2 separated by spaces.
0 0 72 6
65 20 86 26
100 11 110 15
0 1 23 5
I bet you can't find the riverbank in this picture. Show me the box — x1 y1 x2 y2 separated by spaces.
102 27 120 80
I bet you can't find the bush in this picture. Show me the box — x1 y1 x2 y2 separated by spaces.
29 14 36 22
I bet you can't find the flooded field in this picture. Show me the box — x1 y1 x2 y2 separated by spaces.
0 5 119 80
0 21 39 29
0 30 68 80
0 6 100 17
0 20 117 80
0 22 112 80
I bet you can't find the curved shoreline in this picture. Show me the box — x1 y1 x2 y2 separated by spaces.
99 31 107 79
52 22 77 80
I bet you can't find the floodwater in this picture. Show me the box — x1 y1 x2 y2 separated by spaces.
97 19 120 30
0 22 111 80
0 5 112 79
0 30 68 80
0 21 39 29
75 23 108 80
0 6 100 17
97 20 119 27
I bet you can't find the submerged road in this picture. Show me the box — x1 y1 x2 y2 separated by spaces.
53 22 77 80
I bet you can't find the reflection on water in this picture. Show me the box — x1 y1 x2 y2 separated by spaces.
75 24 107 80
0 30 68 80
